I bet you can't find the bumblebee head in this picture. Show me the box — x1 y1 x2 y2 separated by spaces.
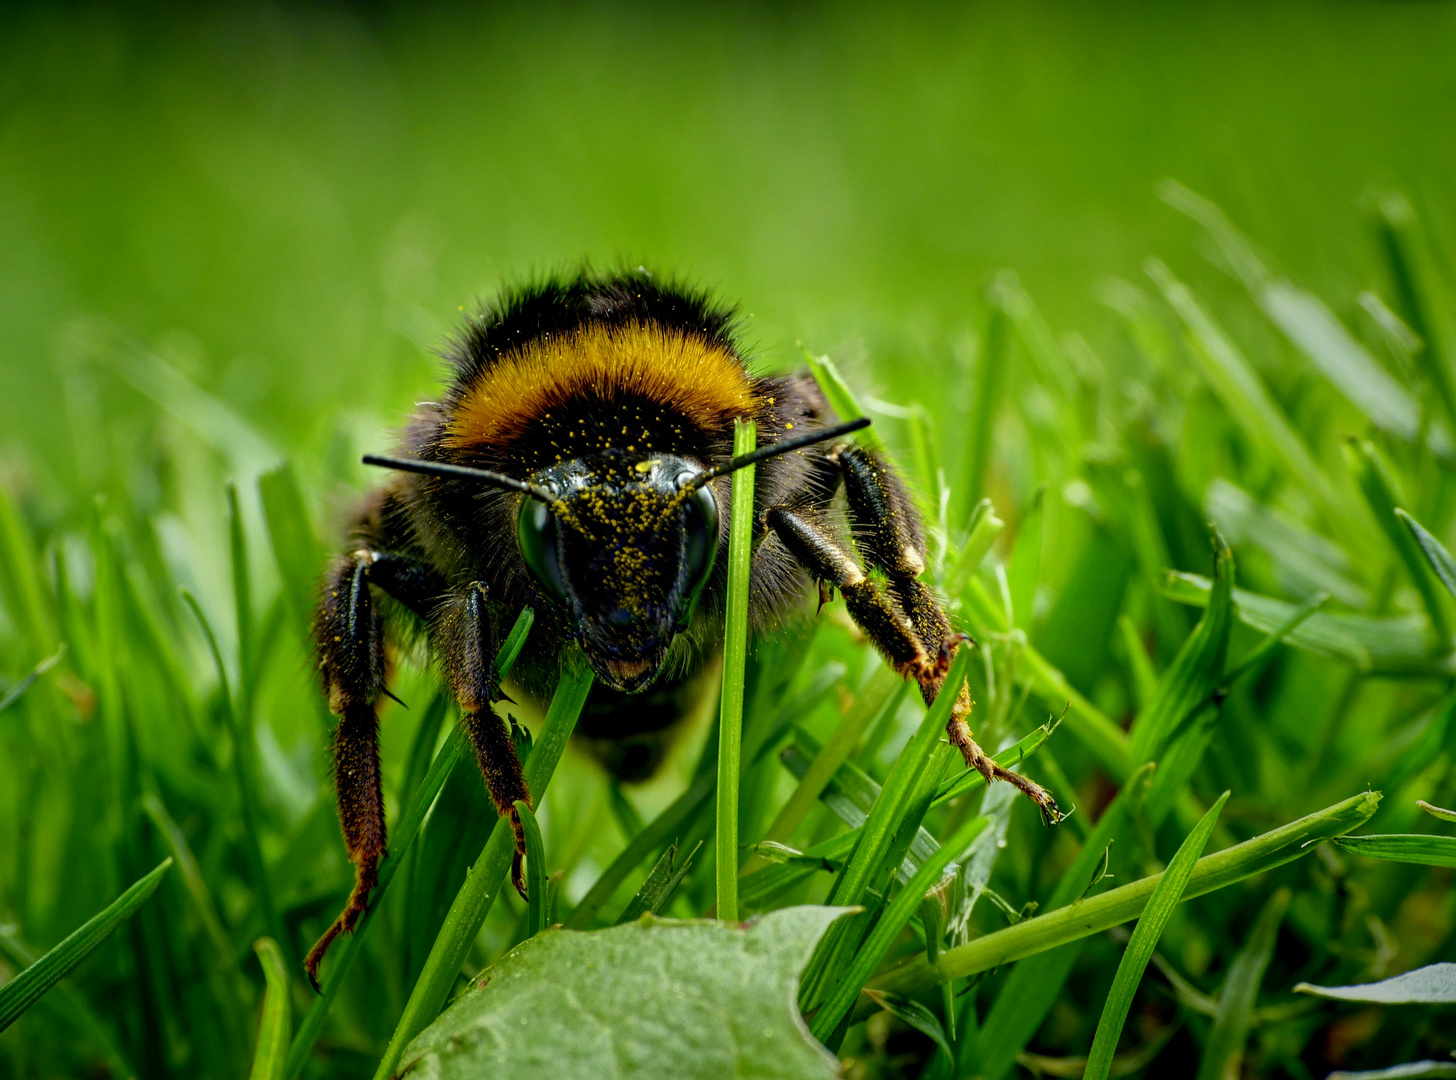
362 416 868 694
516 453 719 692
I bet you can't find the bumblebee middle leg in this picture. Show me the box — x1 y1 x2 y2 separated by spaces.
433 581 533 900
836 444 1062 824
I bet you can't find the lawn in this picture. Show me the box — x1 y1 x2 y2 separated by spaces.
2 4 1456 1078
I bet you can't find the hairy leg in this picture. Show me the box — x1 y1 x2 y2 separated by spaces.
434 581 533 899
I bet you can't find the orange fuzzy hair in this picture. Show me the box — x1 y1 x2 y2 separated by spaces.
444 320 759 452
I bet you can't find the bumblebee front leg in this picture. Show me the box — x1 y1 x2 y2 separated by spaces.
307 551 389 988
836 444 1063 825
434 582 533 899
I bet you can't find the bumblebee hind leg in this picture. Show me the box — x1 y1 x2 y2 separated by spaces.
306 551 389 989
837 444 1062 824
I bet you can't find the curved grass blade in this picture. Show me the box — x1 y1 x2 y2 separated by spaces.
615 841 700 925
1328 1064 1456 1080
872 791 1378 997
0 858 171 1031
802 348 884 453
1195 887 1290 1080
372 658 595 1080
0 644 65 717
285 607 534 1079
810 814 990 1042
1398 509 1456 602
1332 833 1456 869
1418 800 1456 824
1295 962 1456 1004
1084 791 1229 1080
249 937 292 1080
515 801 548 939
716 417 756 922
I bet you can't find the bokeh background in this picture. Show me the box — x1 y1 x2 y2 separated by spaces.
5 3 1456 1078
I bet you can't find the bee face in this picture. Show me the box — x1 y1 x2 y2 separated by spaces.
516 452 719 691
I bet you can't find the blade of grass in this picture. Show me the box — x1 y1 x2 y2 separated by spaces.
871 791 1379 995
616 841 701 924
140 791 235 970
1376 192 1456 434
515 801 547 939
371 657 595 1080
1332 834 1456 868
1295 962 1456 1004
1129 530 1234 766
963 302 1008 510
716 416 757 922
0 858 172 1031
1417 800 1456 824
802 348 884 453
249 937 291 1080
974 763 1156 1080
1398 508 1456 601
1195 887 1290 1080
182 589 286 961
1085 791 1229 1080
810 814 991 1041
1345 438 1449 640
284 607 534 1078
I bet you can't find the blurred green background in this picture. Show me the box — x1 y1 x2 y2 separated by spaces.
5 3 1456 1078
5 1 1455 481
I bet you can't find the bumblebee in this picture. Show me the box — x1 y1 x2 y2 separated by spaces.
305 269 1059 985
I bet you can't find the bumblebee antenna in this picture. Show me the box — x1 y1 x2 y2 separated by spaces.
680 416 872 493
362 454 558 505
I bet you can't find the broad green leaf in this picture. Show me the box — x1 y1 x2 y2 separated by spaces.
249 938 291 1080
1195 887 1290 1080
1295 962 1456 1004
871 791 1379 996
0 859 171 1031
399 907 852 1080
1085 791 1229 1080
1332 834 1456 869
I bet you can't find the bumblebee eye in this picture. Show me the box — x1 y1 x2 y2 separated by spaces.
517 501 567 602
681 485 719 594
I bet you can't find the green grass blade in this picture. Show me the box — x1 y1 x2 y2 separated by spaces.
1161 571 1441 674
140 791 235 970
565 772 715 929
1129 529 1233 765
515 801 548 938
975 763 1156 1080
1376 192 1456 432
257 462 323 632
1332 833 1456 868
1398 508 1456 602
716 416 757 922
181 588 286 960
810 814 990 1041
227 483 255 698
284 606 534 1078
1418 800 1456 824
1146 257 1354 537
1221 591 1328 686
372 658 595 1080
249 937 292 1080
1195 887 1290 1080
615 841 701 925
0 645 64 716
1084 791 1229 1080
0 858 172 1031
802 348 884 452
1345 438 1449 639
963 303 1008 509
871 791 1378 996
1007 486 1044 630
752 667 897 860
1326 1063 1456 1079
